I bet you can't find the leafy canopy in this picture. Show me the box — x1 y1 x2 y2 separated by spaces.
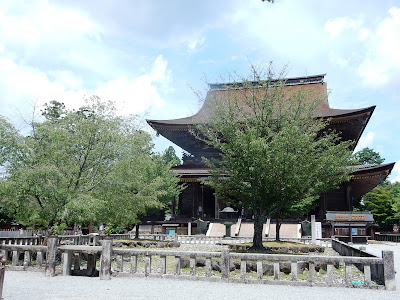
0 98 181 230
354 147 385 165
195 65 354 245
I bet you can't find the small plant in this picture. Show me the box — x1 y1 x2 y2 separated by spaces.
104 225 113 235
48 221 67 235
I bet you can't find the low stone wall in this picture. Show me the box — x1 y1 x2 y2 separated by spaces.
332 238 395 290
0 237 395 290
228 244 324 253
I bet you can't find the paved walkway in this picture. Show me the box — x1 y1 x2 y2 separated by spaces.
2 243 400 300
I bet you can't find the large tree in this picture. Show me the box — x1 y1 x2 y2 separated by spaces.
354 147 385 165
363 183 396 231
195 66 353 248
0 98 180 232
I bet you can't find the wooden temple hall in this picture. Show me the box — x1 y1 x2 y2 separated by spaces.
147 74 395 238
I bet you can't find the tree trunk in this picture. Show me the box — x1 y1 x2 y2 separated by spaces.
275 218 281 241
250 211 266 250
135 224 140 239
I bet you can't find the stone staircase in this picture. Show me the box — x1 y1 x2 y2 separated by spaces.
206 221 300 239
237 222 253 237
206 223 237 237
267 223 301 239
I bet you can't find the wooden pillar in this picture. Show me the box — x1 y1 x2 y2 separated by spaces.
346 184 352 211
215 196 219 219
171 196 176 218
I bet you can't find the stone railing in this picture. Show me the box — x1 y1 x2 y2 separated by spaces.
110 248 393 289
137 234 331 247
0 233 133 247
0 229 73 238
332 238 395 290
0 244 47 271
0 237 395 290
0 236 45 246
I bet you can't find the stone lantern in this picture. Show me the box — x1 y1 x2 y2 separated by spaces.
219 203 238 237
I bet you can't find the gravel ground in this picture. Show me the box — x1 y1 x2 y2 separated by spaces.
2 243 400 300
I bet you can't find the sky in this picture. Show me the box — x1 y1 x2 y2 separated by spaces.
0 0 399 181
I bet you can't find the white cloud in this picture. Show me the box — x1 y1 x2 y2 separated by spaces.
357 7 400 86
0 54 172 121
354 131 375 152
94 55 172 115
187 36 205 53
390 160 400 183
0 3 100 47
325 17 350 38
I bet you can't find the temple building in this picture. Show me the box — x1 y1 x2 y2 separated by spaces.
147 74 395 239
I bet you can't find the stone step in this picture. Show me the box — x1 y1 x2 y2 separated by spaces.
207 223 237 237
267 223 301 239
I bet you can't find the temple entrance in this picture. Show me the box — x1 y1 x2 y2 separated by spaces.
177 183 216 219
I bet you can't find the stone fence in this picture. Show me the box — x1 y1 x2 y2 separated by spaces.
0 233 332 248
139 234 332 247
0 229 73 238
0 237 395 290
332 238 395 290
0 234 132 247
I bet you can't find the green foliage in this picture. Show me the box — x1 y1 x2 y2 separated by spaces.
353 147 385 165
363 182 399 230
195 64 353 245
389 182 400 224
160 146 181 167
0 97 181 230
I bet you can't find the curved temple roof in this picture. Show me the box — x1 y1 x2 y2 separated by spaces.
147 74 374 155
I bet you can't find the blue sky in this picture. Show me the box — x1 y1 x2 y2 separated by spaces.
0 0 399 181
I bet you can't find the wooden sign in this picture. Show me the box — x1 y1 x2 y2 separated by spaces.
351 214 365 221
335 214 348 220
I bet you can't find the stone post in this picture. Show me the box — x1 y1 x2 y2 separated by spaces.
311 215 316 246
100 239 112 280
45 236 58 277
62 250 73 276
382 251 396 291
0 254 6 299
188 222 192 235
221 249 230 279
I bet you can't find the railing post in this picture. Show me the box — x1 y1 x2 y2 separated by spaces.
257 260 264 280
0 254 6 299
240 259 247 279
190 255 196 276
100 239 112 280
145 255 151 276
62 250 73 276
160 255 166 274
291 261 297 281
382 251 396 291
221 249 230 279
130 255 137 273
36 251 43 267
23 250 31 270
45 236 58 277
206 256 212 277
